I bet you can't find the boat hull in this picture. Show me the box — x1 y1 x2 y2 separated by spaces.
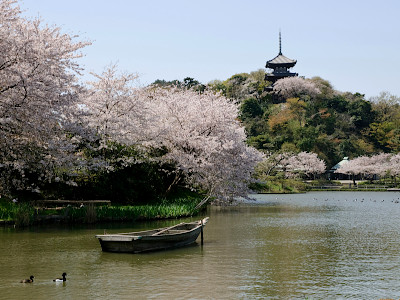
96 218 208 253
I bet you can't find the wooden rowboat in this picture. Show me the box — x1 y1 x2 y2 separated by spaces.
95 217 209 253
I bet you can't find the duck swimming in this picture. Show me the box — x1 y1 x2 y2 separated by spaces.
20 275 34 283
53 272 67 282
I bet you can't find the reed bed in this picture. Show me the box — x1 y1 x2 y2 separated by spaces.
0 201 34 227
0 200 17 221
14 203 34 227
60 202 198 223
1 199 199 226
96 202 197 221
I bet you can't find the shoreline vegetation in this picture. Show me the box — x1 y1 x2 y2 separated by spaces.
2 179 399 228
0 196 203 227
251 178 399 194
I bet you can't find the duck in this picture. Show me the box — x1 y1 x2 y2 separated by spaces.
20 275 34 283
53 272 67 282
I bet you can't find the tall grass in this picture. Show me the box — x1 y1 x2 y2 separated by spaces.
0 200 17 221
0 197 200 226
0 200 34 227
58 200 198 223
85 203 97 223
14 203 34 227
96 202 197 221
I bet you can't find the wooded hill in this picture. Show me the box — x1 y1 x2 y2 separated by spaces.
196 70 400 168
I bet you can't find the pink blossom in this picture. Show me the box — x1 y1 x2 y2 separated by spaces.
336 153 396 177
283 151 326 179
0 0 90 192
273 77 320 99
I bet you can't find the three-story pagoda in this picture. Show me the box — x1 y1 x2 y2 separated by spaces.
265 32 298 90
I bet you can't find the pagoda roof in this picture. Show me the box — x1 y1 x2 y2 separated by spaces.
266 53 297 68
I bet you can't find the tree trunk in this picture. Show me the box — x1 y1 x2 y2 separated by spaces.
164 171 182 197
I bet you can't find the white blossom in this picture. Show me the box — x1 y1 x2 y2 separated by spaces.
273 77 320 99
337 153 399 178
0 0 90 193
283 151 326 179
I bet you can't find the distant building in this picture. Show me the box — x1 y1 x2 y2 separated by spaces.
331 157 349 172
329 157 349 179
265 32 298 91
327 157 353 180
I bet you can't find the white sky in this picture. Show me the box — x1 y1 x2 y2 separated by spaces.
20 0 400 99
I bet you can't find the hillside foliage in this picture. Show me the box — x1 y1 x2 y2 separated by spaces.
205 71 400 168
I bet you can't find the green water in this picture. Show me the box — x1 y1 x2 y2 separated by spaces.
1 191 400 299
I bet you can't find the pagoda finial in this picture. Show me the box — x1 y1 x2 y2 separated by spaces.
279 30 282 55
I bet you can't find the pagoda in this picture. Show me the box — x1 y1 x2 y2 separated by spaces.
265 32 298 90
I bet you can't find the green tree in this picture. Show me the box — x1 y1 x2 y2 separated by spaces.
294 126 319 152
346 93 376 129
240 98 264 120
368 121 397 151
370 91 400 122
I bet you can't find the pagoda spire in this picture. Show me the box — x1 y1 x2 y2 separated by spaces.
279 30 282 55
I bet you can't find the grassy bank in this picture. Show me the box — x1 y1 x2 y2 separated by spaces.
252 178 398 193
250 179 308 194
0 197 201 227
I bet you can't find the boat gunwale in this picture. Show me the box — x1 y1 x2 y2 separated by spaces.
95 217 209 239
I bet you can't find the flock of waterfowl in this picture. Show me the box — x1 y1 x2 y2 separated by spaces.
272 197 400 203
317 197 400 203
20 273 66 283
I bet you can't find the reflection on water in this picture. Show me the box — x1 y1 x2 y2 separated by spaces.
1 192 400 299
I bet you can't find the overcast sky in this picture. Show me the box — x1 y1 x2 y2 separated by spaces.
21 0 400 99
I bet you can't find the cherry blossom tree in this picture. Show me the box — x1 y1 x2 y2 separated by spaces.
0 0 90 195
390 153 400 177
283 151 326 179
81 69 264 204
273 77 320 100
139 86 264 204
255 151 326 180
366 153 392 176
80 64 149 175
337 156 362 177
255 152 292 179
84 65 142 146
336 153 396 183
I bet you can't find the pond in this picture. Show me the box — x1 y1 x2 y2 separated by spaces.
1 191 400 299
